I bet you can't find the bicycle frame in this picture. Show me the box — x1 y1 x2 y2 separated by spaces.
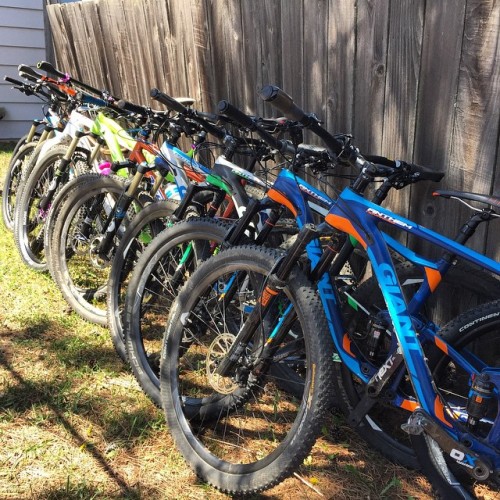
317 187 500 471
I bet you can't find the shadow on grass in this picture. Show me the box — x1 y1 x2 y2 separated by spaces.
0 322 434 499
0 332 141 496
1 316 126 373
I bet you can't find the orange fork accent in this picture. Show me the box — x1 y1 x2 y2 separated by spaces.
424 266 442 292
260 286 279 307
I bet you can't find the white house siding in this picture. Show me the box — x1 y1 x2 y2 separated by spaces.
0 0 47 140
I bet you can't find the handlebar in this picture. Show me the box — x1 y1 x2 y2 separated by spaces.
258 85 354 158
4 76 25 87
258 85 307 123
395 160 444 183
116 99 149 117
37 61 67 80
150 88 188 114
217 99 295 155
18 64 43 81
258 84 444 187
151 87 225 140
37 60 115 101
4 76 52 100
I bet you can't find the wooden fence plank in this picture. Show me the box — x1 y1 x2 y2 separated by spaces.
302 0 329 145
353 0 389 155
381 0 424 220
189 0 216 110
279 0 303 115
240 0 282 116
407 0 466 256
325 0 355 136
455 0 500 258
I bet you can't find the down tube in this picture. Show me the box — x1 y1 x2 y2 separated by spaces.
365 229 454 426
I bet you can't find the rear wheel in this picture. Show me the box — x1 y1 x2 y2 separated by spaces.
412 300 500 499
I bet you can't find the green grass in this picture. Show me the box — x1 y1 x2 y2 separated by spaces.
0 146 443 499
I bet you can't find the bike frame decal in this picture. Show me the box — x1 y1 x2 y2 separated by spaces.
267 188 298 217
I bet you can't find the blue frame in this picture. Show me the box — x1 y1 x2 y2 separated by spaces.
264 167 499 470
323 187 500 467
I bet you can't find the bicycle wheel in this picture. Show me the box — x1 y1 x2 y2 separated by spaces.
123 217 302 406
160 245 336 494
50 174 137 325
107 199 179 362
124 218 235 405
44 173 103 280
14 145 90 270
334 261 500 469
2 141 37 231
411 300 500 499
10 132 37 160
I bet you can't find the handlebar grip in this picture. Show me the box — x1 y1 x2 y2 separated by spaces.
116 99 148 116
217 100 255 130
37 60 66 79
18 64 42 80
4 76 25 86
150 88 188 114
18 71 39 84
407 162 444 182
258 85 306 122
218 99 294 154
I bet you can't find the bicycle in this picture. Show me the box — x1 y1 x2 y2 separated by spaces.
159 86 500 497
2 68 73 231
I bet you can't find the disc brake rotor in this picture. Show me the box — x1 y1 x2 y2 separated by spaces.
206 333 238 394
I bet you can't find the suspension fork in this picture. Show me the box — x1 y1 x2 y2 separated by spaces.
215 224 318 377
26 119 43 143
88 134 106 167
95 162 148 258
39 130 88 211
33 125 56 156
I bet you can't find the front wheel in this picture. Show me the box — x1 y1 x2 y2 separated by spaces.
124 217 237 405
13 145 90 270
107 199 179 362
160 245 336 495
2 142 37 231
50 175 135 325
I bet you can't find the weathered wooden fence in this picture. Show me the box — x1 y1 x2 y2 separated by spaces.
45 0 500 258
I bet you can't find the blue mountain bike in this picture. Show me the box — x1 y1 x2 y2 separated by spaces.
159 87 500 498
